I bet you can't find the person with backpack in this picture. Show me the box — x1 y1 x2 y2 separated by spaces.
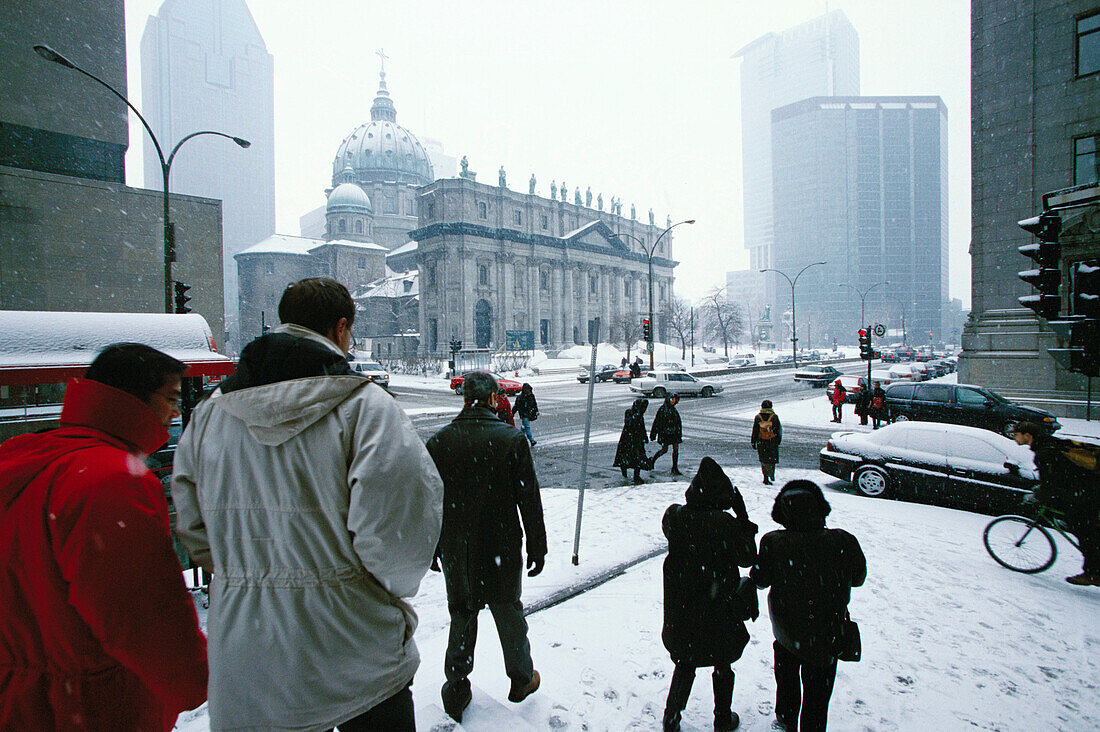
870 382 887 429
513 383 539 446
828 380 846 423
751 400 782 485
661 458 758 732
1013 422 1100 586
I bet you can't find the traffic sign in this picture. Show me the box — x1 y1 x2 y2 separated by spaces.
872 323 886 338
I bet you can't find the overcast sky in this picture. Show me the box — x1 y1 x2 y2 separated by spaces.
123 0 972 307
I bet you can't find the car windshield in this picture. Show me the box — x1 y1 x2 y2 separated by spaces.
980 388 1010 404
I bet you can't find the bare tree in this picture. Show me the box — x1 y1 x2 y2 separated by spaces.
662 297 692 358
612 313 645 363
699 286 744 359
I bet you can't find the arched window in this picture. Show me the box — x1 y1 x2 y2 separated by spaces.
355 220 363 234
339 218 347 233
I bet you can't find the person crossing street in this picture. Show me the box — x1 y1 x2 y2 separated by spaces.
650 394 684 476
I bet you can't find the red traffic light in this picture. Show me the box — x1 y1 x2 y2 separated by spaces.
858 329 867 337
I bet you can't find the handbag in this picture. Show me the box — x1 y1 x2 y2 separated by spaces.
838 614 861 662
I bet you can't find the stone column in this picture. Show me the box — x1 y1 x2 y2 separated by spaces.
563 265 575 345
600 267 611 343
499 254 512 344
530 261 541 345
462 251 475 346
551 265 563 348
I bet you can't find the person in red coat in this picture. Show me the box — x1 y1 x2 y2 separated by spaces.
495 385 516 426
828 379 846 423
0 343 208 731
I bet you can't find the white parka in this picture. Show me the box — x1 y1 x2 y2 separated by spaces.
171 328 443 731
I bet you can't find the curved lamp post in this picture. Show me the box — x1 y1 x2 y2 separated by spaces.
34 44 250 313
839 281 890 332
884 296 909 345
613 219 694 369
761 261 826 368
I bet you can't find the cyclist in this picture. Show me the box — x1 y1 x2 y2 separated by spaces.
1012 422 1100 586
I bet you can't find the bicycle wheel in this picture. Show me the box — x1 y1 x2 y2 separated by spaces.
983 516 1057 574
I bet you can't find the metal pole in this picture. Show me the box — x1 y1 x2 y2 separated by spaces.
572 338 599 564
790 281 797 367
690 306 694 367
647 253 655 370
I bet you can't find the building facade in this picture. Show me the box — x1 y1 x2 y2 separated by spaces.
769 96 949 347
962 0 1100 417
412 177 677 355
0 0 224 344
731 10 860 315
141 0 275 347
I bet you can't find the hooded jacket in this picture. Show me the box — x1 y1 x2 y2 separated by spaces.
0 379 208 731
751 482 866 664
613 398 650 469
650 397 683 445
426 403 547 608
170 324 443 731
661 458 757 667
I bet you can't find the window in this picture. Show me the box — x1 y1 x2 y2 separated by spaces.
514 264 525 294
947 435 1005 466
479 264 489 286
429 319 438 352
403 280 413 293
541 214 548 230
956 387 988 406
540 269 550 291
1078 11 1100 77
1075 135 1099 185
513 209 522 225
338 218 346 233
428 265 436 289
916 384 951 402
478 201 487 219
590 274 598 295
624 279 632 297
888 383 915 400
406 197 415 216
357 256 366 269
426 200 435 219
355 220 363 234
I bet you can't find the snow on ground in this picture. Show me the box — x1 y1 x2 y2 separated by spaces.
175 465 1098 732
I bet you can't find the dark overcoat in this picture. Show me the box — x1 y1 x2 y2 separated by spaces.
751 409 782 465
650 399 683 445
426 404 547 609
751 485 866 664
613 398 649 469
662 458 757 667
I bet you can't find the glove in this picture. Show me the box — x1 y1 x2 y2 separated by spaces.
527 554 545 577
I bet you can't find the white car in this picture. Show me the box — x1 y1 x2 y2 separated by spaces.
350 359 389 387
887 364 921 382
629 370 724 398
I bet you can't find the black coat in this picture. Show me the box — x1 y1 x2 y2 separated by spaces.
514 390 539 420
426 404 547 609
870 385 887 419
1031 435 1100 532
650 400 683 445
751 410 782 465
752 525 865 664
613 399 649 469
662 458 757 667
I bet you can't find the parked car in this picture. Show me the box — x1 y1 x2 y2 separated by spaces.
894 347 918 361
450 370 522 395
909 362 932 380
767 354 795 365
577 364 620 384
819 422 1038 514
825 374 866 404
793 364 842 386
350 359 390 388
655 362 687 371
880 349 901 363
612 367 650 383
629 370 724 398
883 382 1060 437
730 354 756 368
887 364 922 382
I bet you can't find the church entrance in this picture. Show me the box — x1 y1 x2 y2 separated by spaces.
474 299 492 348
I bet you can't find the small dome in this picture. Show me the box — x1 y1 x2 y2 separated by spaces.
327 182 372 214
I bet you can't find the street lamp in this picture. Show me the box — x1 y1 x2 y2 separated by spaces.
885 296 909 345
839 281 890 332
761 261 826 368
34 44 250 314
613 219 695 369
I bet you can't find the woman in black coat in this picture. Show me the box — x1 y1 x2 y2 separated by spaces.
661 457 758 732
751 480 866 732
613 398 649 484
650 395 684 475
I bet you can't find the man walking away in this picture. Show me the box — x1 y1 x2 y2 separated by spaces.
661 458 758 732
752 480 866 732
751 399 782 485
427 372 547 722
172 278 443 731
829 379 846 423
870 382 887 429
0 343 208 731
650 394 684 475
514 382 539 445
1013 422 1100 585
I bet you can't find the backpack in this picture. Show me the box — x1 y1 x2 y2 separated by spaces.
1062 439 1100 474
758 415 776 441
872 395 884 409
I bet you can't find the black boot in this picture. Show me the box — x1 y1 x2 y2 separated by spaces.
712 667 739 731
664 664 694 732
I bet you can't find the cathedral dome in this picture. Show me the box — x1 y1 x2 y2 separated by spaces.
327 181 372 214
332 65 433 186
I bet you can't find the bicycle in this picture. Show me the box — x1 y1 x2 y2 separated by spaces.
983 502 1080 574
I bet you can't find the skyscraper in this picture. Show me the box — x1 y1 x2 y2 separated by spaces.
141 0 274 348
770 97 949 346
732 10 859 317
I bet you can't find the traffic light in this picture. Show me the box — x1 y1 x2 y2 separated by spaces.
1048 318 1100 378
449 337 462 353
1071 260 1100 319
173 281 192 314
1017 212 1062 320
858 328 873 360
642 318 651 342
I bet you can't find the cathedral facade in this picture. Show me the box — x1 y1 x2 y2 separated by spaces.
412 177 677 355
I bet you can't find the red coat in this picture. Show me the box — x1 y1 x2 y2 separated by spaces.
0 379 208 731
830 381 847 406
495 393 516 426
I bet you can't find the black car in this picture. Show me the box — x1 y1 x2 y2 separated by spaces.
577 364 620 384
793 364 842 386
819 422 1038 514
884 382 1059 437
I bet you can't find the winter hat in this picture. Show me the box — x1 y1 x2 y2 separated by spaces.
771 479 831 530
632 397 649 414
761 399 773 410
684 457 735 510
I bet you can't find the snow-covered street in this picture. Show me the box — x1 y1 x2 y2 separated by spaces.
178 466 1099 731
